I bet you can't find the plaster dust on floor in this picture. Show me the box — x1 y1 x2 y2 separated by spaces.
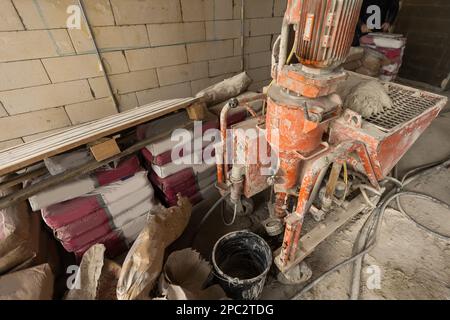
171 88 450 300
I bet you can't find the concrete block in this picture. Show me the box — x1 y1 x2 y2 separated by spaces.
109 69 159 94
0 103 7 117
234 38 243 57
110 0 181 24
67 27 94 54
88 77 109 99
12 0 115 29
118 93 139 112
234 35 272 55
250 17 283 36
95 26 149 50
0 80 93 115
69 25 149 53
274 0 288 16
0 29 75 62
246 0 274 18
42 52 127 83
209 56 242 77
22 127 69 143
187 40 234 62
206 20 241 40
101 51 129 75
248 79 271 92
233 0 242 19
181 0 233 22
247 66 271 82
147 22 205 47
182 0 207 22
213 0 234 20
190 78 215 96
0 0 24 31
83 0 116 26
157 62 208 86
65 97 117 125
245 51 271 69
0 60 50 91
233 0 274 19
136 82 192 105
190 73 234 95
42 54 103 83
0 107 71 141
0 138 23 151
125 45 187 71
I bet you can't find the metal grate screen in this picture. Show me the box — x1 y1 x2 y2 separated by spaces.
364 84 444 131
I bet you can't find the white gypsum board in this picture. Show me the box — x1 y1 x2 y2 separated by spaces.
0 101 177 161
0 97 198 176
0 100 181 159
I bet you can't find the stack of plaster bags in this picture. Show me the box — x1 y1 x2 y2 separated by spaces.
66 196 227 300
138 73 264 208
30 153 156 259
0 72 264 299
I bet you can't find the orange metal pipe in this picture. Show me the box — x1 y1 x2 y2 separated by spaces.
218 94 266 185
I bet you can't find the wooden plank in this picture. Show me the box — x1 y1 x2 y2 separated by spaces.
0 124 191 210
274 195 370 272
186 102 207 120
0 97 199 176
0 167 48 192
89 138 121 162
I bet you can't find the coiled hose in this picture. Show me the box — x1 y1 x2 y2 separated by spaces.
291 156 450 300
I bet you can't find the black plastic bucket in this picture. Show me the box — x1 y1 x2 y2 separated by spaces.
212 230 272 300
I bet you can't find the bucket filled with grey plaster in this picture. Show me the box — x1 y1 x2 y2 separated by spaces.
212 230 272 300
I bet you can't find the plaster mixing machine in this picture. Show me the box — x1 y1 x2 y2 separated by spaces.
216 0 447 281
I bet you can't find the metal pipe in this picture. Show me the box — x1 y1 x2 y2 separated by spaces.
243 103 258 117
305 165 329 215
240 0 245 72
218 94 265 184
230 165 245 205
278 18 290 74
77 0 119 113
238 93 266 104
218 101 231 184
325 162 343 199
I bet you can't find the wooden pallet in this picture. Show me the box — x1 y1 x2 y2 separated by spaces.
0 97 198 176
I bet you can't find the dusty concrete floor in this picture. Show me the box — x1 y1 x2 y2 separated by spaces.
175 88 450 300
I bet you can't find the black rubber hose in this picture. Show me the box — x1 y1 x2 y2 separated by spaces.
291 156 450 300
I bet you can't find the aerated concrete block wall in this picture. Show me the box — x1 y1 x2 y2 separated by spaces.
0 0 286 151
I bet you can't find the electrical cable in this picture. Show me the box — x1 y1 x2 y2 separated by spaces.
195 191 231 234
222 203 238 226
396 193 450 241
292 190 449 300
349 157 450 299
290 156 450 300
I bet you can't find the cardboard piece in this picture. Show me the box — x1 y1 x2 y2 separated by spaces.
158 248 227 300
89 138 121 162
